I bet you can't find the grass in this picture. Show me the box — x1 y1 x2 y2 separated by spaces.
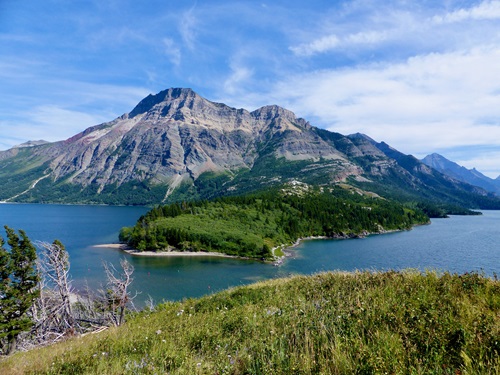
1 270 498 374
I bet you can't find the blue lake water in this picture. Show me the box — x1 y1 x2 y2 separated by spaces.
0 204 498 306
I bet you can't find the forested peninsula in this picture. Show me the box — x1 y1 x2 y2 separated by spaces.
119 185 430 260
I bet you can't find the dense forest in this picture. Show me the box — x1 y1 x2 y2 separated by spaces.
119 185 430 259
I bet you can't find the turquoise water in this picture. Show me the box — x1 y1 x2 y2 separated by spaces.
0 204 498 305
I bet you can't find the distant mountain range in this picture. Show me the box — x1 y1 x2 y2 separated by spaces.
421 153 500 196
0 88 499 209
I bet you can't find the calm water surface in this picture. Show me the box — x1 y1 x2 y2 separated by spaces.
0 204 498 305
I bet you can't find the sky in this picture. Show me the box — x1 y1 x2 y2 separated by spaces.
1 0 499 178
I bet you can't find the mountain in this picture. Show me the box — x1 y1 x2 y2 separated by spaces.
422 153 500 195
0 87 499 208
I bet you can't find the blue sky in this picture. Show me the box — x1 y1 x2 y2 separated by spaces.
1 0 500 178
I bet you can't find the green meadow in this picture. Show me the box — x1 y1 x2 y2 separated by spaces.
1 270 498 374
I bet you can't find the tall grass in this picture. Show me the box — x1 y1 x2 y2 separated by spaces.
1 270 498 374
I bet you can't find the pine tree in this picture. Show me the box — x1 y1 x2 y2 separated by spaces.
0 226 39 355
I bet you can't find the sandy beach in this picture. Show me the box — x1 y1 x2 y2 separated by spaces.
93 243 238 258
95 236 331 263
94 229 405 263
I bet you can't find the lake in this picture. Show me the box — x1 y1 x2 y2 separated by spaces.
0 204 498 306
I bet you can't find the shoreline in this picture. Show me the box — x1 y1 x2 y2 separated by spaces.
272 235 329 266
93 223 422 267
95 224 428 263
273 225 428 265
93 243 239 258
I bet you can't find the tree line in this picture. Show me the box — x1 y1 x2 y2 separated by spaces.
0 226 136 356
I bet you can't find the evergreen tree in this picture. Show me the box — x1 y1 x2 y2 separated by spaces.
0 226 39 355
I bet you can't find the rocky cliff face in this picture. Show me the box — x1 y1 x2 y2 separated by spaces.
1 88 498 207
46 88 344 186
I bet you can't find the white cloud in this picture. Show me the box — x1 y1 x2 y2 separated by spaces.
289 1 500 60
179 7 197 50
290 34 340 56
270 45 500 158
223 65 253 95
433 0 500 23
347 31 388 45
163 38 181 66
290 31 390 56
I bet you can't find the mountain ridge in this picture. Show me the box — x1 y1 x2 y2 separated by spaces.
0 88 499 208
421 153 500 196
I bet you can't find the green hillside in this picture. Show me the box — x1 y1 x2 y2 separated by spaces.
1 270 498 374
119 185 429 259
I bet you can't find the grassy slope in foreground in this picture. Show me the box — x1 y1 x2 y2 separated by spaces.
2 270 498 374
119 186 429 260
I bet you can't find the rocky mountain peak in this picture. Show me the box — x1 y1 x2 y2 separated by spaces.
421 153 448 169
129 88 200 118
127 87 253 133
425 153 444 160
251 105 297 123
